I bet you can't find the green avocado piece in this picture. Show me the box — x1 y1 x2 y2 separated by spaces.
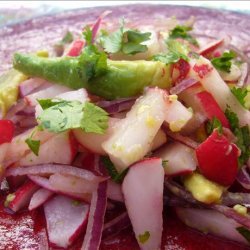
0 69 28 116
13 53 171 100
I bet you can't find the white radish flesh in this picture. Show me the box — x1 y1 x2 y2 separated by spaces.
49 173 97 194
44 195 89 248
122 158 164 250
176 207 248 245
25 85 71 106
29 188 54 211
154 142 197 176
102 88 167 172
74 118 119 155
19 131 77 166
188 56 250 127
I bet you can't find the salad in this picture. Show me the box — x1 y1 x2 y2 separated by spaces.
0 8 250 250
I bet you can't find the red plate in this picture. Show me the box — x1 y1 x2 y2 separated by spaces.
1 4 250 249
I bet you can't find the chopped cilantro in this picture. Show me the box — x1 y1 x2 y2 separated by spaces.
225 107 250 165
236 226 250 243
82 26 93 45
231 86 249 108
206 117 223 135
37 99 61 110
138 231 150 244
37 100 108 134
169 25 198 46
71 200 81 206
79 45 108 80
152 39 189 65
162 160 168 168
100 20 151 55
211 51 236 73
25 138 40 156
61 31 74 44
101 156 128 183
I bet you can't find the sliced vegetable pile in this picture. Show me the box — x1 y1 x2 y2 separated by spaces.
0 11 250 249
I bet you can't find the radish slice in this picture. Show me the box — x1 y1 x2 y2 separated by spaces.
102 212 130 239
73 118 120 155
4 127 54 167
44 195 89 248
188 56 250 128
29 188 54 211
107 180 124 202
197 39 224 56
103 88 167 172
49 173 98 194
28 175 91 202
122 158 164 250
19 131 77 166
165 130 199 149
176 207 248 245
219 64 242 82
154 142 197 176
35 88 89 118
25 85 71 106
81 179 108 250
4 180 39 212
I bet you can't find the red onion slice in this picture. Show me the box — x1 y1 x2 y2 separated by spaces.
44 195 89 248
97 97 136 114
102 212 130 239
81 181 107 250
165 130 199 149
91 10 112 43
28 188 54 211
81 158 108 250
221 191 250 206
236 165 250 190
5 164 105 183
28 175 91 202
170 78 198 95
237 62 249 87
19 78 48 98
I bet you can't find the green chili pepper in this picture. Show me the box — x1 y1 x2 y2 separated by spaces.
13 53 171 100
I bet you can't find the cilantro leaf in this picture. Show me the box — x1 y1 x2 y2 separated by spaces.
211 51 236 73
25 138 40 156
169 25 198 46
101 156 128 183
231 86 249 108
100 20 151 55
225 107 250 165
206 117 223 135
79 45 108 80
152 39 189 65
162 160 168 168
82 26 93 45
138 231 150 244
38 100 108 134
61 31 74 44
37 99 63 110
236 227 250 243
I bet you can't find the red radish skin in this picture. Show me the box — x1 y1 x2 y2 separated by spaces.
5 181 39 212
66 39 85 57
172 59 191 84
28 188 54 211
44 195 89 248
0 120 14 144
195 91 230 128
122 158 164 250
196 130 239 186
198 39 224 57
